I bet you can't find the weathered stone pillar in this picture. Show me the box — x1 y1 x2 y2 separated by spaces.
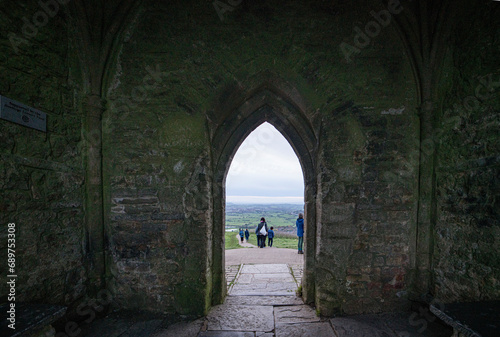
415 95 437 298
83 94 106 294
211 177 227 306
302 180 316 305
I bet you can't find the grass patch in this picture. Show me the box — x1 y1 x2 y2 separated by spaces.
225 232 243 250
272 232 299 249
225 231 298 250
296 285 303 297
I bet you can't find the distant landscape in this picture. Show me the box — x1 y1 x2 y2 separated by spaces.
225 203 304 233
225 203 304 249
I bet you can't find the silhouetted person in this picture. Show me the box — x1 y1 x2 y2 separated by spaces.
244 228 249 242
296 213 304 254
256 217 268 248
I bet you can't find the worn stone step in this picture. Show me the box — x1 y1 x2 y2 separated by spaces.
224 295 303 306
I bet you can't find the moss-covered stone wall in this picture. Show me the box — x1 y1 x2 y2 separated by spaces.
0 0 498 319
433 2 500 302
0 2 86 305
104 0 420 315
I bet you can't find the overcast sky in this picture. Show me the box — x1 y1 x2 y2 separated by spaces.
226 123 304 204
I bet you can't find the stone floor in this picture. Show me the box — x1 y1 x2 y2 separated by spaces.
289 264 303 285
77 263 453 336
225 247 303 266
226 264 241 289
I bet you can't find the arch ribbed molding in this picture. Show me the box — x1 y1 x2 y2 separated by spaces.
209 81 318 306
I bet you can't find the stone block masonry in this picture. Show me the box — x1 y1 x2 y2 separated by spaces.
0 0 498 325
0 0 86 310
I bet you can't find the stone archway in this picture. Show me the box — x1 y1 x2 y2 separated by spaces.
210 83 318 306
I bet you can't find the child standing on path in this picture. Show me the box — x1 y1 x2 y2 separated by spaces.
239 228 244 243
296 213 304 254
267 226 275 247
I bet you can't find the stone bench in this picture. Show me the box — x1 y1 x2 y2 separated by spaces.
430 301 500 337
0 303 67 337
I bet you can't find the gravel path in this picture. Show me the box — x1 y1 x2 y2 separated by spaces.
235 234 257 247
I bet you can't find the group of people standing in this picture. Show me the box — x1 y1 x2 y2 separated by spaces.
238 213 305 254
255 217 275 248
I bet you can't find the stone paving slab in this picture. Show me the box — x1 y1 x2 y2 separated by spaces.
289 264 303 284
331 313 453 337
240 264 290 274
152 318 204 337
206 304 274 332
230 282 298 296
198 331 255 337
237 272 295 284
274 305 321 324
253 273 295 282
120 320 166 337
226 264 241 293
225 248 303 266
236 273 254 283
79 318 131 337
224 295 304 306
78 313 166 337
275 322 336 337
331 317 394 337
76 262 450 337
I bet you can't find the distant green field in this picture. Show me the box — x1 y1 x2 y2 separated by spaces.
225 203 304 229
225 231 298 250
225 204 302 250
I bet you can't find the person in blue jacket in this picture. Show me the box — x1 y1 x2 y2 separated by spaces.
244 228 249 242
296 213 304 254
267 226 275 247
239 228 244 243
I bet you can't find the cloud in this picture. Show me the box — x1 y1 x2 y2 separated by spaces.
226 123 304 198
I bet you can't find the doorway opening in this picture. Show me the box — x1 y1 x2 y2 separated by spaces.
225 122 304 248
210 87 317 307
224 122 305 290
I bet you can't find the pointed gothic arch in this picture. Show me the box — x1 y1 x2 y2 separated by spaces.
210 83 318 306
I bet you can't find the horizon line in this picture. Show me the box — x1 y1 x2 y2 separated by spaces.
226 196 304 204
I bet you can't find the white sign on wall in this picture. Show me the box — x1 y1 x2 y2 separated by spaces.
0 95 47 132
